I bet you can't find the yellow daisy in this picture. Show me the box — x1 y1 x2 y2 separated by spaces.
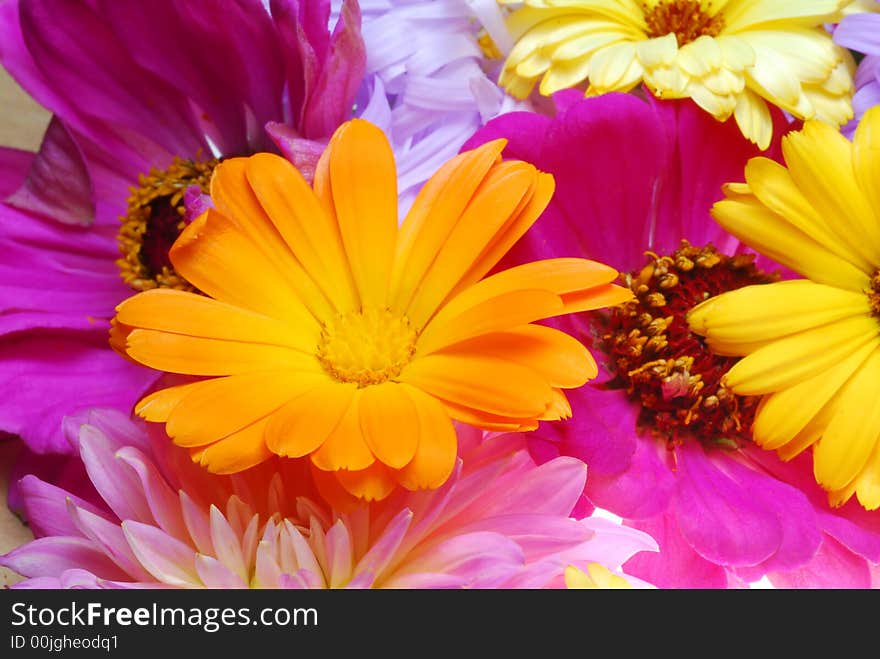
496 0 856 149
687 106 880 510
111 119 632 503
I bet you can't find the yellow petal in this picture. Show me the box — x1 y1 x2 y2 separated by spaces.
723 316 880 395
853 106 880 227
753 339 877 450
853 438 880 510
744 157 874 273
135 380 205 422
782 120 880 266
711 195 870 290
813 348 880 490
687 280 871 345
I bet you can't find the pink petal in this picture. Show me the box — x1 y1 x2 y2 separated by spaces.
624 514 728 588
122 520 200 587
1 536 128 580
768 536 871 589
195 554 248 589
673 442 781 567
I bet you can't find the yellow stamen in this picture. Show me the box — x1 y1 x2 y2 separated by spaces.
117 156 219 292
869 271 880 317
642 0 724 45
317 307 418 387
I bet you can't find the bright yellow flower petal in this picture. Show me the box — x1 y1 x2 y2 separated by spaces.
690 115 880 508
722 315 879 395
565 563 634 589
115 119 626 501
496 0 855 148
813 348 880 492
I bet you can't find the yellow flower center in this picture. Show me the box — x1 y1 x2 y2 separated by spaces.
317 307 418 387
643 0 724 45
870 271 880 318
117 156 219 292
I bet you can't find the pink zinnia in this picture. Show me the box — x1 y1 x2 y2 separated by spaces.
464 92 880 588
2 409 656 588
0 0 364 454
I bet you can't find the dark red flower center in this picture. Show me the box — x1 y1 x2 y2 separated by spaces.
599 241 778 448
643 0 725 45
117 156 218 292
869 270 880 318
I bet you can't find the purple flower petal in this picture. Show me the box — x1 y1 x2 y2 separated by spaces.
0 146 33 198
0 336 157 454
673 442 781 567
6 116 94 226
834 13 880 54
19 0 204 157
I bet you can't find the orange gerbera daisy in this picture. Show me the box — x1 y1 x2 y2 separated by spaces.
111 119 631 502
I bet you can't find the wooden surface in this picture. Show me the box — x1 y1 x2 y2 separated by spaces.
0 65 50 586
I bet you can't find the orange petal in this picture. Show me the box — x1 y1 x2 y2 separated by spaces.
400 353 554 418
310 390 375 472
125 329 323 376
438 325 597 388
191 417 273 475
135 380 207 422
358 382 419 470
335 462 397 502
169 209 320 327
450 171 555 295
560 283 633 314
416 288 564 355
405 161 538 327
420 258 621 345
309 463 364 513
211 158 336 320
116 288 316 351
327 119 398 307
389 139 507 312
434 396 538 432
393 385 458 491
245 153 358 312
166 371 329 448
265 381 357 458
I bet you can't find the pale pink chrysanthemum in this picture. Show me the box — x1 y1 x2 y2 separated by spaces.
1 409 656 589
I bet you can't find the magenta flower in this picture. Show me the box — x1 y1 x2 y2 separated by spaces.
0 0 365 454
1 409 656 589
464 92 880 588
834 3 880 136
